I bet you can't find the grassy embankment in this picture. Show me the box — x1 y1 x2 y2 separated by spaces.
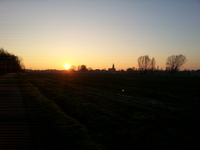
16 72 200 149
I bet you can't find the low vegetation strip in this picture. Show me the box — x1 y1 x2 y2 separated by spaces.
15 74 100 150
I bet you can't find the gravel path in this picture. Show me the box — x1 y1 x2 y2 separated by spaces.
0 74 31 149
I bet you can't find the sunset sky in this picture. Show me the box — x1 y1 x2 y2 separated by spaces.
0 0 200 70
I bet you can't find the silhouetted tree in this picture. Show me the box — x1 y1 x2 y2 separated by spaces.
126 68 133 72
137 55 156 74
70 65 76 71
88 67 93 71
166 54 187 74
0 48 24 74
150 57 156 74
138 55 150 74
79 65 88 72
77 65 81 71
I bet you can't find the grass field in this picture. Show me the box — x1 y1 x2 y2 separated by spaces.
16 72 200 149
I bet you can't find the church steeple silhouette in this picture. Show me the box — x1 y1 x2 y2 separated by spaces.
108 63 116 72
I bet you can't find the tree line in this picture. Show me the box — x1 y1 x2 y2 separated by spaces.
0 48 25 74
137 54 187 74
1 48 187 75
73 54 187 74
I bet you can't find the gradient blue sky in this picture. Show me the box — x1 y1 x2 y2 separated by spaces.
0 0 200 70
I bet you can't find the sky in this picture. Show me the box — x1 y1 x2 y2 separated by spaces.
0 0 200 70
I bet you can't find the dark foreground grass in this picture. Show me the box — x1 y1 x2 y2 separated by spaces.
15 74 101 150
16 72 200 149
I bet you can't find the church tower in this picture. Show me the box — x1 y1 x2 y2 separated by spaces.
108 63 116 72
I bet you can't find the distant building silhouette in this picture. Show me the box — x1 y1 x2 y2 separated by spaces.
108 63 116 72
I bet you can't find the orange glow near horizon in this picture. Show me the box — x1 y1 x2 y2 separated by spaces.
1 1 200 71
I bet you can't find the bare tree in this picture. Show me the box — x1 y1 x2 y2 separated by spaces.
138 55 156 74
77 65 81 71
138 55 151 74
166 54 187 74
70 65 76 71
150 57 156 73
88 67 93 71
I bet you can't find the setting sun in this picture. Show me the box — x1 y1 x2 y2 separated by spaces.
64 64 71 70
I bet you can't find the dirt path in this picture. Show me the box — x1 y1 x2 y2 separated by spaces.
0 74 31 149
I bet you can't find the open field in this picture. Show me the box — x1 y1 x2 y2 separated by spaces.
16 72 200 149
